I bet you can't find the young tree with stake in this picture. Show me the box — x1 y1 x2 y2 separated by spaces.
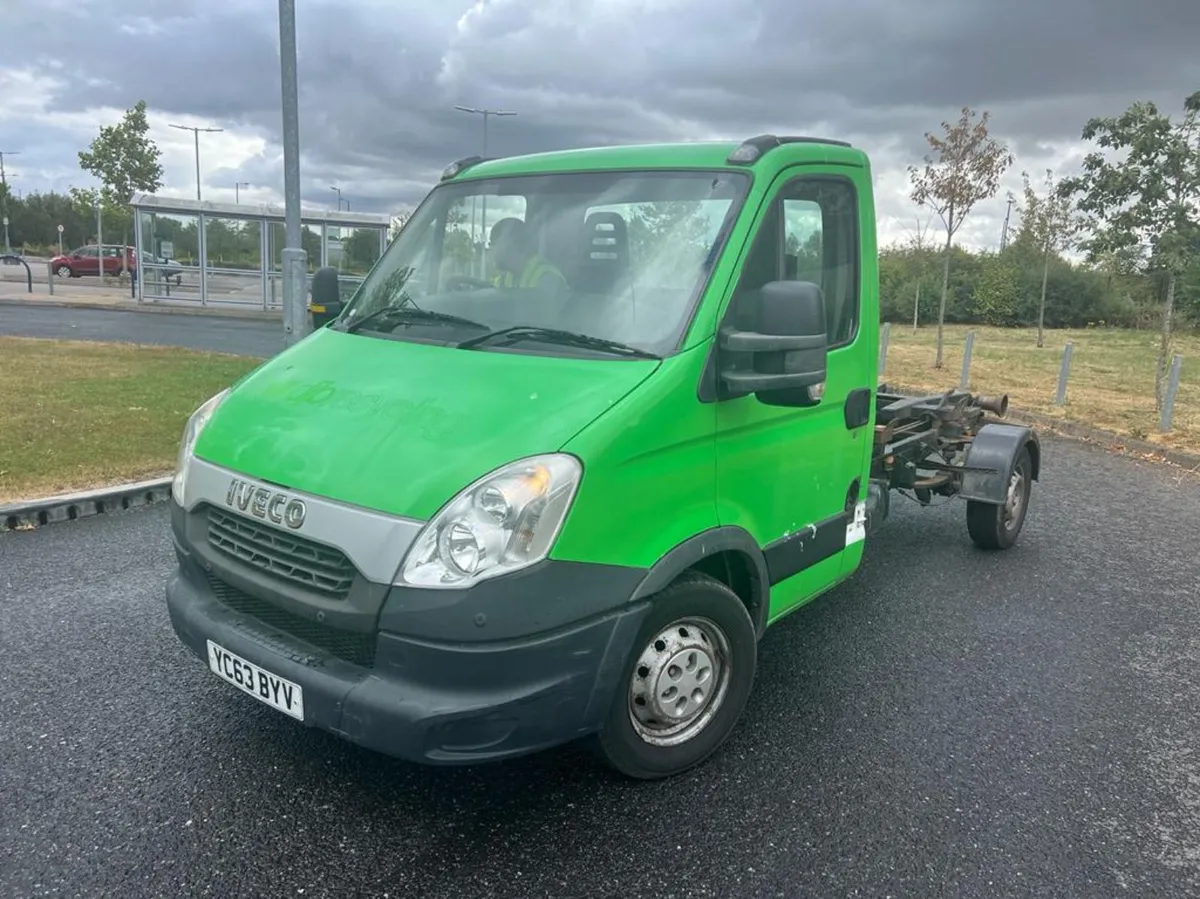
77 99 164 276
908 106 1014 368
1017 168 1081 347
1058 92 1200 410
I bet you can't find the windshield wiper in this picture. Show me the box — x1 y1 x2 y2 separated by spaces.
457 326 660 359
343 305 488 335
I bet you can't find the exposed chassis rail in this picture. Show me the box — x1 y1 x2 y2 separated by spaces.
871 387 1011 502
862 385 1041 551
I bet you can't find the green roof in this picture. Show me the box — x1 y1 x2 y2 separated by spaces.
448 137 867 181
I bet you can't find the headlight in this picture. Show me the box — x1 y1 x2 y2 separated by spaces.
399 453 583 589
171 388 230 505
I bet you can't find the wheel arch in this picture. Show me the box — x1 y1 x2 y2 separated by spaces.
630 526 770 638
960 423 1040 504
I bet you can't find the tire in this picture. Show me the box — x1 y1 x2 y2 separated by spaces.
966 444 1033 550
592 570 757 780
55 265 72 278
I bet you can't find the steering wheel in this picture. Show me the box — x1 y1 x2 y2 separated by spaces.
444 274 494 292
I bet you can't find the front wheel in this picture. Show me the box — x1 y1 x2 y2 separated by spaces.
966 444 1033 550
55 264 72 278
593 571 757 780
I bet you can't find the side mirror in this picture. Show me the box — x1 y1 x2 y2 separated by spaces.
718 280 828 406
309 266 344 328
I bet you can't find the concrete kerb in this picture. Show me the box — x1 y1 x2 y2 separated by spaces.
0 476 173 533
881 382 1200 473
0 295 281 322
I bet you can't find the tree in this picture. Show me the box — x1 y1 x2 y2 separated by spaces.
1017 169 1081 347
908 106 1014 367
77 99 165 273
1058 92 1200 409
972 251 1022 326
899 205 937 333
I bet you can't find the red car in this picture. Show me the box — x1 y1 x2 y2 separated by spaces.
50 244 137 278
50 244 183 285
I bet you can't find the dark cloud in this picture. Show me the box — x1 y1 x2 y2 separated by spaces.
1 0 1198 246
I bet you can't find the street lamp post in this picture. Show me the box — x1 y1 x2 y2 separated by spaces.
0 149 18 254
453 106 516 276
169 123 224 201
235 181 250 204
330 185 348 211
277 0 308 347
453 105 516 156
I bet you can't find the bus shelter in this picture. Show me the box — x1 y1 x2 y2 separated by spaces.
129 192 393 311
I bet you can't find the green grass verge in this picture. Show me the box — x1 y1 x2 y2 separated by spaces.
882 324 1200 456
0 336 261 504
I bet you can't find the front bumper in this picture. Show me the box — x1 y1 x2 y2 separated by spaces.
165 530 650 765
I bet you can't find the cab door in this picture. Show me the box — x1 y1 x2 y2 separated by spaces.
713 167 874 623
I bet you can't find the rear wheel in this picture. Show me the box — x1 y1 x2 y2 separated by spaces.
966 444 1033 550
593 570 757 780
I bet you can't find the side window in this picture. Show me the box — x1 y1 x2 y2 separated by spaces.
730 176 859 346
441 194 526 283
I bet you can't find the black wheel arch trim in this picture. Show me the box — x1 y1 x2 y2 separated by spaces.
630 526 771 637
959 423 1041 505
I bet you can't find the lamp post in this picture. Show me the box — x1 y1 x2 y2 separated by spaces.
277 0 307 347
0 149 18 254
330 185 348 211
169 123 224 201
235 181 250 203
453 106 517 275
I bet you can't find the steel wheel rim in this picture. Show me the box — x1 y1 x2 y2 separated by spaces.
1004 466 1025 530
627 616 732 747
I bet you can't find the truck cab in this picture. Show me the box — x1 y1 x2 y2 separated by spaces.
165 135 931 779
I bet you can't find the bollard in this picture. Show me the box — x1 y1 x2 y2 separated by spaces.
47 261 54 296
959 330 975 389
1054 342 1074 406
1159 354 1184 433
879 322 891 375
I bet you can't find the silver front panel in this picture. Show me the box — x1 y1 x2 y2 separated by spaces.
181 457 425 585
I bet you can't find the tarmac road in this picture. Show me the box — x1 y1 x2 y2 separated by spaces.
2 435 1199 898
0 303 281 358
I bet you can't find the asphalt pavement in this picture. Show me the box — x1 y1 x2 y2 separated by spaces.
0 302 281 358
2 435 1199 898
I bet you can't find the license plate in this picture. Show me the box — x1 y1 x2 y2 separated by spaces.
206 640 304 721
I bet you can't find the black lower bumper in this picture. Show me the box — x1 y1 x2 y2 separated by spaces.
165 558 650 765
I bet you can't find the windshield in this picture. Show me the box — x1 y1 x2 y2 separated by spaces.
335 168 750 357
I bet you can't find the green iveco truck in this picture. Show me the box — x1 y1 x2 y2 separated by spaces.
165 135 1040 780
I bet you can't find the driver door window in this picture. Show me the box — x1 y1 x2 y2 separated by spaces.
441 194 526 284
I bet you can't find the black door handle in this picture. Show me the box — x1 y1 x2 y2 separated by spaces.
843 387 872 429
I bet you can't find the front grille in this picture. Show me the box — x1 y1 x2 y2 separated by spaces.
206 507 356 598
207 575 377 668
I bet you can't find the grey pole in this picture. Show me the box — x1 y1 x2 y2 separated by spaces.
454 106 516 276
878 322 890 376
1054 341 1073 406
169 124 223 201
0 150 17 254
959 330 975 389
278 0 309 347
1159 354 1184 433
95 195 103 283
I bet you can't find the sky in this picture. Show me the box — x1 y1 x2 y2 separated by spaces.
0 0 1197 250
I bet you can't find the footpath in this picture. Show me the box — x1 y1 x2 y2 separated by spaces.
0 277 280 321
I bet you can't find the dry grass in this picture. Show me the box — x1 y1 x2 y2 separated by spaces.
881 324 1200 455
0 337 261 504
